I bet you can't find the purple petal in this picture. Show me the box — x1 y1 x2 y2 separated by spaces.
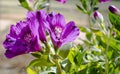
47 13 80 49
108 5 120 15
54 13 66 28
99 0 110 3
36 11 47 43
3 20 41 58
50 32 63 48
56 0 67 4
61 21 79 44
27 10 48 43
48 13 65 28
93 11 104 22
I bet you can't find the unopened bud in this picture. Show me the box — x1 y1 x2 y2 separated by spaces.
93 11 104 23
99 0 110 3
56 0 67 4
109 5 120 15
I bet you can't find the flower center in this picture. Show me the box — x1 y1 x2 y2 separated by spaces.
54 26 62 39
24 33 33 42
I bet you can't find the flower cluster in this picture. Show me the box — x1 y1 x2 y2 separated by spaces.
3 10 79 58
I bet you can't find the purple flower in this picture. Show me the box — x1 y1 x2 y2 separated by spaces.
27 10 48 43
56 0 67 4
3 20 41 58
47 13 79 49
109 5 120 15
99 0 110 3
93 11 104 23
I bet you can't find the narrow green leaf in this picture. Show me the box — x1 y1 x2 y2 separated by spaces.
29 55 54 67
81 0 88 10
79 26 89 32
109 13 120 31
19 0 32 10
76 5 87 13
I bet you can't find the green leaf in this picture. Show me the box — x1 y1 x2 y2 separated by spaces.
68 48 77 64
78 68 87 74
81 0 88 10
74 45 85 66
76 5 87 13
31 52 42 58
63 60 71 72
27 67 37 74
18 0 32 10
37 3 47 10
59 43 72 59
29 55 54 67
86 32 93 41
79 26 89 32
83 40 92 46
90 0 98 7
75 51 85 66
109 12 120 31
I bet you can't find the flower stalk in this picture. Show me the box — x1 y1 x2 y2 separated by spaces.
46 0 50 13
99 22 110 74
105 32 110 74
52 54 62 74
55 59 62 74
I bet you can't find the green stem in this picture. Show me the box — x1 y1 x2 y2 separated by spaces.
45 42 55 54
104 27 113 74
45 43 50 54
53 54 62 74
99 23 109 74
46 0 50 13
105 34 109 74
100 23 110 74
88 14 92 29
55 60 62 74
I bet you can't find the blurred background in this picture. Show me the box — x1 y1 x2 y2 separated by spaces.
0 0 120 74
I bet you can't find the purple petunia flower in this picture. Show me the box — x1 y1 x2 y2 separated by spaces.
27 10 48 43
3 20 41 58
56 0 67 4
46 13 79 49
93 11 104 23
99 0 110 3
109 5 120 15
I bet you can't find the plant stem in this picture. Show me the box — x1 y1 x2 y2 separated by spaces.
46 0 50 13
105 30 111 74
88 14 92 29
55 60 62 74
53 54 62 74
45 42 55 54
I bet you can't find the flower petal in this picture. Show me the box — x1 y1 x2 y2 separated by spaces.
61 21 79 44
56 0 67 4
3 20 41 58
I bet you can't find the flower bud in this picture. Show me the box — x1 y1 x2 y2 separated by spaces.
109 5 120 15
93 11 104 23
56 0 67 4
99 0 110 3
